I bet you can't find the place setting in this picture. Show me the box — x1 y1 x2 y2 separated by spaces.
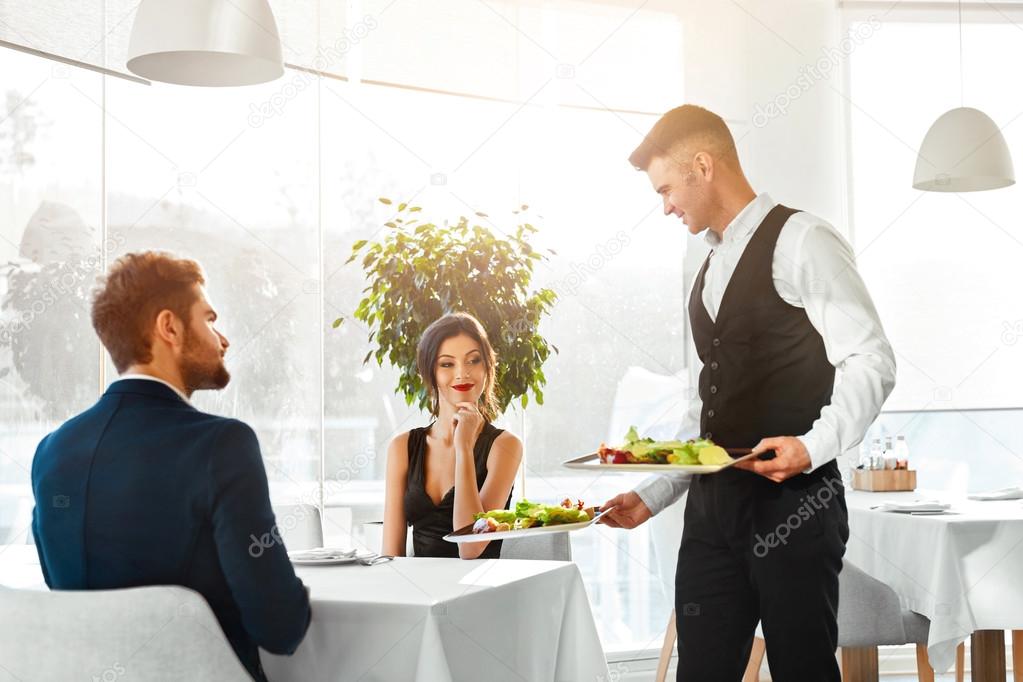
287 548 394 567
868 499 954 515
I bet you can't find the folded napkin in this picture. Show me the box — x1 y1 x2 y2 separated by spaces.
872 499 951 513
287 547 358 560
968 486 1023 501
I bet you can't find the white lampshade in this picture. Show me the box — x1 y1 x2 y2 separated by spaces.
127 0 284 86
913 107 1015 192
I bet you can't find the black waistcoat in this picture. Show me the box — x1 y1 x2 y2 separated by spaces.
688 204 835 449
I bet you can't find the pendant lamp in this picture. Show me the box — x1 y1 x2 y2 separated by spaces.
912 0 1014 192
127 0 284 86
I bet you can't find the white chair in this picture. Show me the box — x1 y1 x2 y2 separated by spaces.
0 585 250 681
272 503 324 551
499 532 572 561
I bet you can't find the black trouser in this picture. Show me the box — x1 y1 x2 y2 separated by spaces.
674 462 848 682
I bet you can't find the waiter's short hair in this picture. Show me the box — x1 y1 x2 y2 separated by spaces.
628 104 740 171
91 251 205 372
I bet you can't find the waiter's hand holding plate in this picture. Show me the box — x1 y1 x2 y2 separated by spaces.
732 436 809 483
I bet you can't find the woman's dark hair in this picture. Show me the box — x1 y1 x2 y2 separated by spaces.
416 312 499 421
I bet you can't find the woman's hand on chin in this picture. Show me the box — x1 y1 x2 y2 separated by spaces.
452 401 483 452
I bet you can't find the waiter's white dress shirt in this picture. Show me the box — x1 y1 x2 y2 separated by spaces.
635 192 896 516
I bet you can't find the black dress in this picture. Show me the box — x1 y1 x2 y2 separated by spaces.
403 422 511 558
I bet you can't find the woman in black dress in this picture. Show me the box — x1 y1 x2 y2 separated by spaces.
382 313 522 559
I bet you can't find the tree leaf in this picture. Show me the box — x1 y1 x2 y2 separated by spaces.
332 317 344 329
378 197 393 205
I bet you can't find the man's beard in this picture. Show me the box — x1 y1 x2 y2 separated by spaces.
180 330 230 393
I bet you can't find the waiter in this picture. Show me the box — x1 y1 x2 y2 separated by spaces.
599 104 896 681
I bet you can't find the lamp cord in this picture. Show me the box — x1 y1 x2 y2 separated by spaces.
959 0 964 106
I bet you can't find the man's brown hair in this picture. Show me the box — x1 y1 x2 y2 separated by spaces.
91 251 205 372
628 104 739 171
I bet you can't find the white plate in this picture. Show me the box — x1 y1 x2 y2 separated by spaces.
888 509 950 515
288 549 360 566
968 487 1023 501
443 508 610 543
871 501 951 514
290 556 361 566
562 449 760 475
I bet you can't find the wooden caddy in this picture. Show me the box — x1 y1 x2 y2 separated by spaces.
851 468 917 492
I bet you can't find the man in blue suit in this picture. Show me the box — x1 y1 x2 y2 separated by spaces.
31 251 311 681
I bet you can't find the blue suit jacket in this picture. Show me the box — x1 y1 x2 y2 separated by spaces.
31 379 311 681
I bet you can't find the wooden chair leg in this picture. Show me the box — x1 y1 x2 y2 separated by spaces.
1013 630 1022 682
655 609 677 682
972 629 1007 682
957 641 965 682
920 646 937 682
841 646 880 682
742 636 766 682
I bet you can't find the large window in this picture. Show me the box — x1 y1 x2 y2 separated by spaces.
0 0 688 657
845 4 1023 491
0 46 103 551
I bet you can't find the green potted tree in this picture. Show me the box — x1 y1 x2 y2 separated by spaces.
335 198 557 414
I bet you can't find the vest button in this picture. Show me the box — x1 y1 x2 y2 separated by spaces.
710 385 718 394
710 361 719 370
707 409 715 418
712 338 721 347
706 432 713 439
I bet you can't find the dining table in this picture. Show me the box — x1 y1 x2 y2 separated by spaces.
0 545 609 682
844 489 1023 681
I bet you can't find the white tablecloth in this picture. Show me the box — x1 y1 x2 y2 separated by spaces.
845 490 1023 672
0 547 608 682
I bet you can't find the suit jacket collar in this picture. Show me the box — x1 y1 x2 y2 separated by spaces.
105 378 196 409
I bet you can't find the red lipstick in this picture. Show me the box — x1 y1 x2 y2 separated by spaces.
452 383 474 392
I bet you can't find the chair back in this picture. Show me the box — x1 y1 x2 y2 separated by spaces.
0 585 250 680
837 560 918 647
499 532 572 561
273 503 324 551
